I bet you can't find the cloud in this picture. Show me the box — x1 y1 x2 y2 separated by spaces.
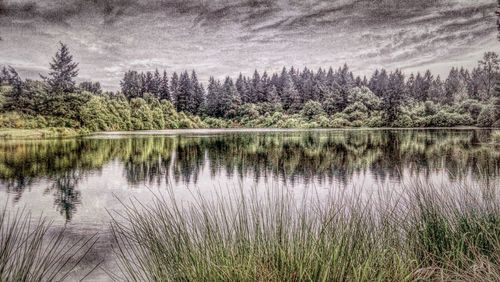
0 0 497 90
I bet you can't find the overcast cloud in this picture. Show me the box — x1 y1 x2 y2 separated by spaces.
0 0 497 90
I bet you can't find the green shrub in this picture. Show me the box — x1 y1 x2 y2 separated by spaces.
330 117 351 128
204 117 229 128
300 100 325 119
477 105 496 127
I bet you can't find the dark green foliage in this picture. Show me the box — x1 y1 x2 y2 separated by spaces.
41 43 79 94
220 77 241 118
1 43 499 130
300 100 325 119
175 71 192 113
382 70 405 124
477 105 497 127
79 81 101 94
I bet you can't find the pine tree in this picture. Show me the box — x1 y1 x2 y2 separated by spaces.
159 71 170 101
170 72 179 105
281 71 301 112
444 68 462 104
429 75 444 103
468 67 482 100
220 77 241 118
191 70 205 114
150 69 161 97
382 70 405 123
41 42 79 94
478 52 499 99
175 71 192 113
0 66 10 85
121 70 142 99
250 70 263 104
79 81 101 94
236 74 250 103
267 85 281 104
205 77 222 117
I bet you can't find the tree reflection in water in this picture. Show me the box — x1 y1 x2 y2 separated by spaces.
0 129 498 221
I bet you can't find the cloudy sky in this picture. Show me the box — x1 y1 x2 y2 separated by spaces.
0 0 498 90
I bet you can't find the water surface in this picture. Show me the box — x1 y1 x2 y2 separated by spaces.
0 129 498 280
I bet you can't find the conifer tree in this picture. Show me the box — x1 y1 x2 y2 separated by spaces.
159 71 170 101
170 72 179 105
121 70 142 99
478 52 499 99
220 77 241 118
382 70 405 123
191 70 204 114
205 77 222 117
41 42 79 94
281 71 301 112
175 71 192 113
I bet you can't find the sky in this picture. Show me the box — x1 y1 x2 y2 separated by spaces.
0 0 498 90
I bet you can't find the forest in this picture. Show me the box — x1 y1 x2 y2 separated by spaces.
0 43 499 134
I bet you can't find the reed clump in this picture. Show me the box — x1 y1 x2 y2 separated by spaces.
110 182 500 282
0 208 98 281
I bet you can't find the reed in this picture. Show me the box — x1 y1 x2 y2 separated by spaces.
110 181 500 282
0 207 98 281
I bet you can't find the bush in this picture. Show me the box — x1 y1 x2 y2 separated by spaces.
424 101 438 116
300 100 325 119
366 114 385 127
204 117 229 128
393 114 414 127
237 104 260 119
426 110 473 127
347 87 381 111
459 99 483 120
477 105 496 127
330 117 351 128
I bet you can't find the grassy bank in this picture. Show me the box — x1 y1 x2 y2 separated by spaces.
0 128 87 139
110 182 500 281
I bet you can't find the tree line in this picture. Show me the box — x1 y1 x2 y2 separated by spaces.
119 54 499 120
0 43 499 130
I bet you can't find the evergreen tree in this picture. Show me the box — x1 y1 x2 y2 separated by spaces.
468 67 482 100
175 71 192 113
382 70 405 123
444 68 462 104
0 66 10 84
332 64 354 111
150 69 161 97
281 71 301 112
369 69 389 98
236 74 250 103
191 70 205 114
121 70 142 99
250 70 263 104
267 85 281 104
159 71 170 101
79 81 101 94
205 77 222 117
220 77 241 118
478 52 499 99
41 42 79 94
170 72 179 105
406 73 415 100
429 75 444 103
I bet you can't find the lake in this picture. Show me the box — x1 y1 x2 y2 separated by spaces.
0 128 498 280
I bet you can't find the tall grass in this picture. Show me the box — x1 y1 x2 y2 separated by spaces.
110 182 500 282
0 207 98 281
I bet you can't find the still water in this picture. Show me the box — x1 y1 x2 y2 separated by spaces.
0 129 498 280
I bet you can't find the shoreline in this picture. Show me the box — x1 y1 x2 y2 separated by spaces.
0 126 498 139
